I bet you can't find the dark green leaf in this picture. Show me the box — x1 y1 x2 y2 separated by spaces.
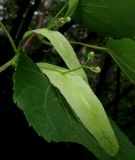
74 0 135 38
13 54 135 160
107 38 135 84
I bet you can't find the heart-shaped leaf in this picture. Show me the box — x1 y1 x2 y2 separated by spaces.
14 54 135 159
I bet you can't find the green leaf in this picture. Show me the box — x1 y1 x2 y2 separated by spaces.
25 28 88 83
106 38 135 84
73 0 135 38
14 54 135 160
38 62 119 156
37 62 69 73
65 0 79 17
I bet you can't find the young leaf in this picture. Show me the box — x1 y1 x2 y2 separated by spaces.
39 63 119 156
65 0 79 17
73 0 135 38
106 38 135 85
25 29 88 83
14 54 135 160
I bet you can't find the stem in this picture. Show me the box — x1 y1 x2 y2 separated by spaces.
38 36 107 52
0 21 18 54
0 55 18 73
48 2 68 29
70 41 108 51
63 65 100 74
63 66 82 74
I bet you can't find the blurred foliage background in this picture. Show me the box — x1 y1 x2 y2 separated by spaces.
0 0 135 159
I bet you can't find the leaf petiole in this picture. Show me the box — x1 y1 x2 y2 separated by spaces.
38 36 107 52
70 41 108 52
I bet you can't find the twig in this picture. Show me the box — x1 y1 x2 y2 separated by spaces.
70 41 107 52
23 0 53 50
38 38 108 52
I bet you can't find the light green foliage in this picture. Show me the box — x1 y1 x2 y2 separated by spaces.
107 38 135 84
39 62 119 156
14 55 135 160
73 0 135 37
32 29 88 83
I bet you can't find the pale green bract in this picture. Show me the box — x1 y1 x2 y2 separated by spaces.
31 29 88 83
38 62 119 156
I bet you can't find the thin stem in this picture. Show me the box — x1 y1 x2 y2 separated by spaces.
48 2 68 29
63 65 100 74
38 36 107 52
63 66 82 74
0 55 18 73
70 41 108 52
0 21 18 54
